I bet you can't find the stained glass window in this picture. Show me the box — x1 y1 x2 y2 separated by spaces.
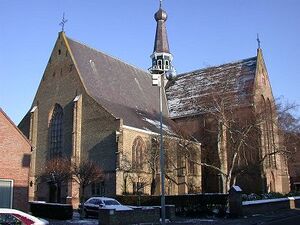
49 104 63 158
132 136 145 171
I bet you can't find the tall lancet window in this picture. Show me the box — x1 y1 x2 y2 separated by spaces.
132 136 145 171
49 104 63 158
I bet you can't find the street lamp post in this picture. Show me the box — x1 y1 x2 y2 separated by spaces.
152 73 166 225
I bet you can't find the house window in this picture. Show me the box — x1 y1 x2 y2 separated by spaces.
188 159 196 175
177 153 185 176
132 136 146 171
0 179 13 208
49 104 63 158
167 179 172 195
91 181 105 196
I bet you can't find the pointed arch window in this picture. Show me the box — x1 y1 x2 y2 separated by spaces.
261 96 276 168
261 96 269 165
267 98 276 167
49 104 63 158
132 136 146 171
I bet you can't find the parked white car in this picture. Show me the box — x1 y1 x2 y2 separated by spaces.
0 208 48 225
82 197 132 217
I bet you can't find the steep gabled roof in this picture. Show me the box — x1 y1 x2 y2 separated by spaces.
66 35 175 134
166 57 257 118
0 108 32 147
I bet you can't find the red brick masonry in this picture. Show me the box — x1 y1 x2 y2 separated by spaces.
0 109 31 211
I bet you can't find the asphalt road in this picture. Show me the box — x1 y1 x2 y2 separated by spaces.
264 214 300 225
47 209 300 225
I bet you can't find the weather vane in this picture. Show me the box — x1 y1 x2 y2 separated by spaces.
256 33 261 49
59 13 68 32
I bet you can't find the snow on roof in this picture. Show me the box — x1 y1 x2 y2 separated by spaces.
166 57 257 118
142 117 174 135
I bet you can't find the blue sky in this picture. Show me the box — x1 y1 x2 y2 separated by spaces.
1 0 299 123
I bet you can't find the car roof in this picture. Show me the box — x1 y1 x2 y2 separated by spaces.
0 208 45 223
87 197 117 201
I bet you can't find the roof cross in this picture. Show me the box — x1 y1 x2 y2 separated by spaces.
256 33 261 49
59 13 68 32
159 0 163 8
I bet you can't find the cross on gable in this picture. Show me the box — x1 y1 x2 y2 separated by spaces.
256 33 261 49
59 13 68 32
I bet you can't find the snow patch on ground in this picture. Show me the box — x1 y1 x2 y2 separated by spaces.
66 219 98 224
243 197 289 205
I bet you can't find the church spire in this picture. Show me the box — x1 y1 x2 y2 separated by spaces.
149 0 176 79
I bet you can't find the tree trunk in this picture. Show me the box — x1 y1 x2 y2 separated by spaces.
218 121 228 193
225 177 231 194
220 175 228 193
57 182 61 203
80 185 85 204
150 174 156 195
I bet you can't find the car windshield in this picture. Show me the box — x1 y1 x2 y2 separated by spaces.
0 213 25 225
103 200 120 205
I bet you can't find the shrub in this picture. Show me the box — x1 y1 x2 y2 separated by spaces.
116 194 228 217
242 192 298 201
30 202 73 220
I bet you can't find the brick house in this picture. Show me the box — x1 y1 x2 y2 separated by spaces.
0 108 31 211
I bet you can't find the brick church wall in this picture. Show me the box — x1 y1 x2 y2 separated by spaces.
18 33 121 203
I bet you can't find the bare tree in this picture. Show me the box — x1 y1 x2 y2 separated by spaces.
164 137 201 193
72 160 103 203
172 79 289 192
145 137 160 195
276 99 300 156
140 135 201 195
119 154 135 195
39 157 71 203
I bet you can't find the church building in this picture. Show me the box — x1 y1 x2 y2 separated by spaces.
19 1 289 206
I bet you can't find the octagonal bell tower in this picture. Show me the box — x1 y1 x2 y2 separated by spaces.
149 0 176 80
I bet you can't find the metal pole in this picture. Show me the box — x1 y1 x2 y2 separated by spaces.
159 74 166 225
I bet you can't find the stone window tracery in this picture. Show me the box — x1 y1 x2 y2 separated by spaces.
132 136 146 171
261 96 276 168
49 104 63 158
